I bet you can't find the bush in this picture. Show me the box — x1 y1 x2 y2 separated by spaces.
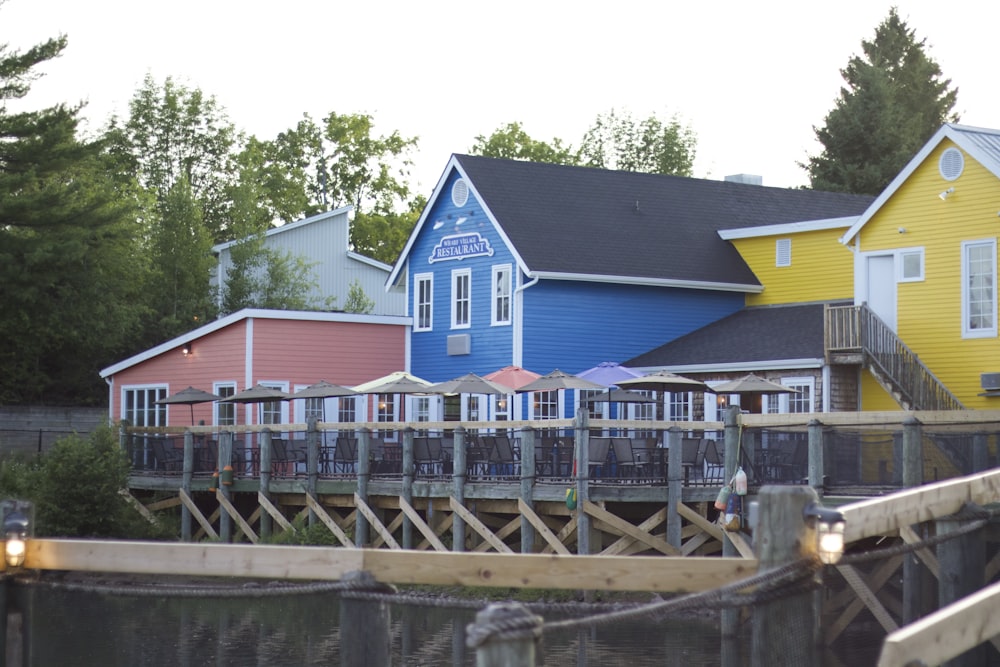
264 516 344 546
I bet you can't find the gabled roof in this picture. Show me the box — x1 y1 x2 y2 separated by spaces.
841 124 1000 245
390 155 873 291
624 302 845 371
212 205 353 253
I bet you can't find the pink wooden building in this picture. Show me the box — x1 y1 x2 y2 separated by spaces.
99 309 410 428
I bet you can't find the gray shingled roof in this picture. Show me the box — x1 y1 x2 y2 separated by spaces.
624 302 844 367
455 155 874 286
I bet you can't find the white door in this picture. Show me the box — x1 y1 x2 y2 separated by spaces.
866 255 897 331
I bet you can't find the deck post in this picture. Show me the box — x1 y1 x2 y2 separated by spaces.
936 503 987 667
520 427 537 553
453 426 467 552
722 406 741 637
218 431 233 542
356 428 372 547
807 419 825 490
468 602 541 667
972 432 989 473
575 409 591 555
306 418 319 526
666 426 683 548
181 430 194 541
402 427 415 549
751 485 820 666
259 428 273 540
902 415 926 624
339 571 392 666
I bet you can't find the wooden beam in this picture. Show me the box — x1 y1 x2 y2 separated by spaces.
473 516 521 553
398 496 448 552
449 497 512 554
877 580 1000 667
215 490 258 544
899 524 940 579
144 496 182 512
235 507 263 543
179 489 217 540
257 492 294 532
417 514 454 551
725 529 755 560
583 501 678 556
305 493 353 547
837 563 898 633
676 502 725 543
354 493 399 550
517 498 570 555
118 489 157 525
600 507 667 557
826 555 903 643
373 512 405 549
680 531 712 557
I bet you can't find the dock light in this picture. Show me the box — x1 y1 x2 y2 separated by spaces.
804 502 845 565
4 509 30 569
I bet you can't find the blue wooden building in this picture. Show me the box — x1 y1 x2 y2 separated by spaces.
387 155 871 420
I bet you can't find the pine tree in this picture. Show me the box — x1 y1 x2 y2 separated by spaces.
804 8 958 195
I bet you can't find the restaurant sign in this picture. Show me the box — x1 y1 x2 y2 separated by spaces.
428 232 494 264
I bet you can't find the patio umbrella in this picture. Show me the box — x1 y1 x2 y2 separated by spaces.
218 384 293 424
427 373 515 396
575 361 644 387
293 380 359 421
617 370 714 421
156 386 221 425
581 388 656 416
711 373 798 414
516 369 605 394
483 366 542 391
352 371 434 422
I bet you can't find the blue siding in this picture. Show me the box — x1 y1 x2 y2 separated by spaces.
522 281 744 374
410 171 516 381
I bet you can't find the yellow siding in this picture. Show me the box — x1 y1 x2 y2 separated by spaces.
856 139 1000 409
733 228 854 306
859 369 903 411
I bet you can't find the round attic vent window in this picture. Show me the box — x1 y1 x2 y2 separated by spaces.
939 147 964 181
451 179 469 207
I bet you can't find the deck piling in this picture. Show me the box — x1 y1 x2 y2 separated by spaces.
519 427 537 554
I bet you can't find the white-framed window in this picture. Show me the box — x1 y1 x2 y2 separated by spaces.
962 239 997 338
898 248 924 282
451 268 471 329
764 377 815 414
123 385 167 427
465 395 481 421
214 382 236 426
532 390 559 420
258 382 289 425
414 273 433 332
413 396 431 423
338 396 357 423
667 392 691 421
776 238 791 267
494 394 510 422
579 389 606 421
492 264 512 326
377 393 396 439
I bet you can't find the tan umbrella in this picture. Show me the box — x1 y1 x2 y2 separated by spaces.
156 386 221 425
427 373 515 396
353 371 433 422
617 370 713 394
711 374 798 395
293 380 358 421
515 369 605 393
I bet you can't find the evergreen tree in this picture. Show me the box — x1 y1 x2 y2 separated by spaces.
804 8 959 195
0 28 146 404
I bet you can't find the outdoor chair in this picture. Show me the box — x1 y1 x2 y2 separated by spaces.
702 439 725 483
610 437 639 480
681 437 704 484
151 438 183 473
332 437 357 474
489 435 519 476
588 437 612 479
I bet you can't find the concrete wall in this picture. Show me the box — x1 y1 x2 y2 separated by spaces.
0 406 107 455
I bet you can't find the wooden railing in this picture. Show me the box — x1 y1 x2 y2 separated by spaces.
825 304 964 411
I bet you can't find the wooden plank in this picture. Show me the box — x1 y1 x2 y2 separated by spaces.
473 515 521 553
725 529 755 559
842 469 1000 543
826 555 903 643
583 500 678 556
676 502 725 543
178 489 217 540
837 564 899 633
600 507 667 556
449 497 512 554
235 507 263 543
398 496 448 552
417 514 454 551
373 512 405 549
144 496 182 512
517 498 570 555
118 489 157 525
899 524 940 579
215 490 259 544
305 493 353 547
680 531 712 557
257 492 294 532
540 515 578 554
354 493 399 550
877 580 1000 667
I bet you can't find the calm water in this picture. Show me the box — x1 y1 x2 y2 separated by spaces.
7 582 880 666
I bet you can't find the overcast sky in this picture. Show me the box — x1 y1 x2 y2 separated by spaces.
6 0 999 198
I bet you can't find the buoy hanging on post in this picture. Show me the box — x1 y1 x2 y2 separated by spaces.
209 471 219 492
221 465 234 487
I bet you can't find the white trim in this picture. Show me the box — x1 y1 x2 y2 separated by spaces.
775 238 792 267
212 206 353 253
718 216 857 240
413 273 434 332
99 308 412 378
961 238 997 339
897 247 925 283
346 251 392 272
491 264 512 327
527 271 763 293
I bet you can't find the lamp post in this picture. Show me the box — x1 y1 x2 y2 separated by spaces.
1 502 31 571
804 502 846 565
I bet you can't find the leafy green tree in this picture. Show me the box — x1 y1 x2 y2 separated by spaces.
219 233 327 315
579 109 697 176
804 7 959 194
470 122 579 164
344 279 375 314
0 25 147 404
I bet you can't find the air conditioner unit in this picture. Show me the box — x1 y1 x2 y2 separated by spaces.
447 334 471 356
981 373 1000 391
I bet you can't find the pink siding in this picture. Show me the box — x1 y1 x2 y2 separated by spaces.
106 316 407 426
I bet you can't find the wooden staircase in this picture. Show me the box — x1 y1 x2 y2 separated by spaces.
825 304 965 411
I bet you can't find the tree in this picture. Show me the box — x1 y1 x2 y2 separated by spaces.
470 122 579 164
344 279 375 314
218 233 327 315
0 24 147 404
579 109 697 176
804 8 959 195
